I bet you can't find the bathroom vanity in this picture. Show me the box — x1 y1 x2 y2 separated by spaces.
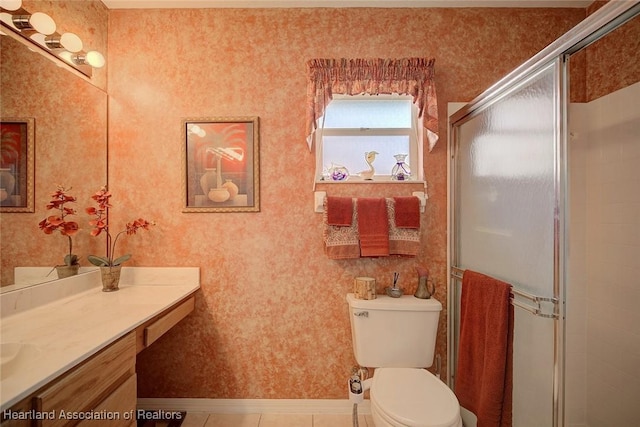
0 268 200 426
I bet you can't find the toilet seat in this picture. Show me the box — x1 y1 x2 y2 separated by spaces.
370 368 462 427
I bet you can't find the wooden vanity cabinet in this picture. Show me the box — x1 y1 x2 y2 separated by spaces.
1 333 136 427
1 292 196 427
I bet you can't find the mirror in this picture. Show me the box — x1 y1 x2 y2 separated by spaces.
0 33 107 290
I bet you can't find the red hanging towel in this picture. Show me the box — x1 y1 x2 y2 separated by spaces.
393 196 420 228
455 270 514 427
356 197 389 257
326 196 353 226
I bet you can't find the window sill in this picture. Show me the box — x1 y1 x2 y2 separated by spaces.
315 176 424 184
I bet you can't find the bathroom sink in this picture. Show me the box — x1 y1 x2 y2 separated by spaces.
1 342 42 380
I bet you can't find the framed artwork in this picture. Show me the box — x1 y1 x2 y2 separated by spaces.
0 117 35 213
182 116 260 213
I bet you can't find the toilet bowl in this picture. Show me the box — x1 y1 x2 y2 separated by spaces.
369 368 462 427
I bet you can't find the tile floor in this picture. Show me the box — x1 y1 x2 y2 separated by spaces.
180 412 373 427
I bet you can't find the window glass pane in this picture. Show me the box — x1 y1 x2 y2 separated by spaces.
324 99 412 129
322 135 410 176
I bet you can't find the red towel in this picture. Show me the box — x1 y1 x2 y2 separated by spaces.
386 199 420 257
356 198 389 257
326 196 353 226
393 196 420 228
455 270 513 427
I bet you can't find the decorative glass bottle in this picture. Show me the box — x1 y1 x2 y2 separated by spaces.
391 154 411 181
328 163 349 181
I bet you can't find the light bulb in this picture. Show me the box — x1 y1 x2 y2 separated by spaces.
45 32 83 52
0 0 22 12
29 12 56 35
85 50 104 68
58 51 73 63
0 12 17 30
60 32 82 52
30 32 47 46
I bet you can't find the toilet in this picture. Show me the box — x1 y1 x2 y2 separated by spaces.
347 293 463 427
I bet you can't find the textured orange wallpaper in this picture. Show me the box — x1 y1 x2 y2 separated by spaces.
569 3 640 103
105 7 584 399
585 2 640 101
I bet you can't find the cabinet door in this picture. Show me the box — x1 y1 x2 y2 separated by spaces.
77 375 137 427
34 333 136 427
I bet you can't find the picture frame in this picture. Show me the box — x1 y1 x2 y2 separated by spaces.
0 117 35 213
182 116 260 213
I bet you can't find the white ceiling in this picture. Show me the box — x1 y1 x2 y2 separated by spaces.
101 0 592 9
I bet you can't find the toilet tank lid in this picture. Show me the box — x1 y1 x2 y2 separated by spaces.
346 293 442 312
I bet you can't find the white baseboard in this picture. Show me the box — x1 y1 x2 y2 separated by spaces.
136 398 371 415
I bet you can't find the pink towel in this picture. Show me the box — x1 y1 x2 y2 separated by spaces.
326 196 353 226
393 196 420 228
455 270 513 427
356 198 389 257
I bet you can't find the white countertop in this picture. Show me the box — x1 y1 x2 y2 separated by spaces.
0 267 200 410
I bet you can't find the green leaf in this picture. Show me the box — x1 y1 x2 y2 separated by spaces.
112 254 131 266
87 255 110 267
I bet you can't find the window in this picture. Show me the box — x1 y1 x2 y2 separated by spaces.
316 94 422 182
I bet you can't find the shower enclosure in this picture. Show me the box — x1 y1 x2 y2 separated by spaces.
448 2 640 426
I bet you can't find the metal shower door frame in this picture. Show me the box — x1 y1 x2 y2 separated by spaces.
447 3 640 426
448 57 564 427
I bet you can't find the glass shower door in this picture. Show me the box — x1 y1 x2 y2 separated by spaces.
451 60 561 427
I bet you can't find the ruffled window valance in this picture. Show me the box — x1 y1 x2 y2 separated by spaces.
305 57 438 151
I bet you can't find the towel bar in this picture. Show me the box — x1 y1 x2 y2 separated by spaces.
450 266 558 319
314 191 426 213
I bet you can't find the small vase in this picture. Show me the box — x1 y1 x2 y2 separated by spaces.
56 264 79 279
199 168 217 195
391 154 411 181
222 179 239 200
0 188 7 202
208 187 230 203
0 168 15 195
329 164 349 181
414 276 435 299
100 266 122 292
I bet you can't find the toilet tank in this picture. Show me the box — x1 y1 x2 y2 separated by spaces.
346 293 442 368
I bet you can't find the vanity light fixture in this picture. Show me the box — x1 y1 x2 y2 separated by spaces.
73 50 105 68
45 32 83 52
0 2 105 77
12 12 56 35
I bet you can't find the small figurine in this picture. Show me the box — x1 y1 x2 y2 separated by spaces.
358 151 379 180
